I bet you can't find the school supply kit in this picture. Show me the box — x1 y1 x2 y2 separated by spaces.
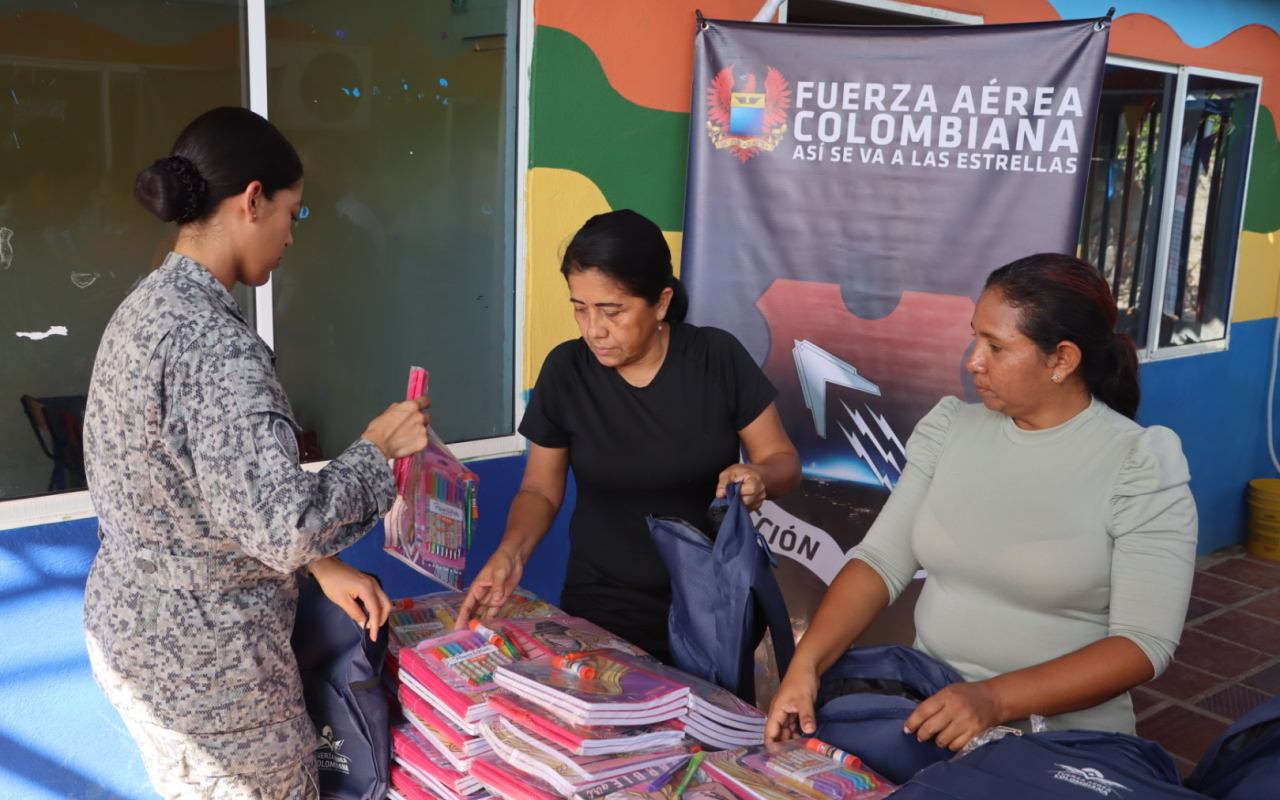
385 366 478 589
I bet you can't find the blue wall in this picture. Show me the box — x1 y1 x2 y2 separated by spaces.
1137 316 1279 555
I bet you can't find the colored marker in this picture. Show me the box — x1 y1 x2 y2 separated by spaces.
673 751 705 798
553 656 595 679
803 738 861 769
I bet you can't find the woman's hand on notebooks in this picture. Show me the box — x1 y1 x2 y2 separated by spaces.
362 395 432 459
457 546 524 627
310 556 392 641
764 661 820 743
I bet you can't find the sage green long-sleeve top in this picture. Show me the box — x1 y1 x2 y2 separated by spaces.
853 396 1198 733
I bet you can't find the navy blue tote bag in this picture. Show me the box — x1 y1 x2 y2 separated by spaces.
647 481 795 704
893 730 1207 800
1186 694 1280 800
293 572 391 800
811 644 966 785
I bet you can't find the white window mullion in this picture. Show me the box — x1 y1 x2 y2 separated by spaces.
1144 67 1189 358
246 0 273 348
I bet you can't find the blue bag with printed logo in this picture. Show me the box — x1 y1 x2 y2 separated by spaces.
892 729 1209 800
293 572 391 800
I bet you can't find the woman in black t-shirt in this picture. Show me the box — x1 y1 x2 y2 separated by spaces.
457 210 800 659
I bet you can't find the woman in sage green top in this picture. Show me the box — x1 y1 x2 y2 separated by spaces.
766 253 1198 751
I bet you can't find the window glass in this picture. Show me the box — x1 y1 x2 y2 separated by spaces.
1158 75 1257 348
265 0 517 459
0 1 245 501
1080 66 1174 349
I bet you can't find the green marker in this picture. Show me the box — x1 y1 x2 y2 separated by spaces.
672 751 705 798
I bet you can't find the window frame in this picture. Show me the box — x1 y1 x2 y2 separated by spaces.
1126 58 1263 363
0 0 532 530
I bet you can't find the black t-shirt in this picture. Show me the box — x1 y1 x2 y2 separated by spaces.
519 322 778 658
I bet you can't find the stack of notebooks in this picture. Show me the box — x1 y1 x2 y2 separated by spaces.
488 693 686 756
385 588 564 800
609 653 768 748
470 753 565 800
397 626 523 734
477 715 689 797
703 740 897 800
493 651 691 727
399 678 493 769
391 721 489 800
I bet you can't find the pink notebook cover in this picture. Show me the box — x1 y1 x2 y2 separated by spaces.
470 755 563 800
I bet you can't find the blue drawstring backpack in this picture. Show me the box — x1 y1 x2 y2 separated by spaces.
1186 693 1280 800
811 644 966 785
892 729 1208 800
646 481 795 705
292 572 391 800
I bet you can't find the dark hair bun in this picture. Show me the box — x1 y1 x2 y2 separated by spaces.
134 156 207 224
667 275 690 325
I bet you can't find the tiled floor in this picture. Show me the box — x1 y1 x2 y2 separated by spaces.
1135 546 1280 776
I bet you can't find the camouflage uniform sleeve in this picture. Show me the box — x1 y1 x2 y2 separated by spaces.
175 327 396 573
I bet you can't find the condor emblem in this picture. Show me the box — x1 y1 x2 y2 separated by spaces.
706 65 792 162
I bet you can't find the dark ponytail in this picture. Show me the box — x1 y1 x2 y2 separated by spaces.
561 209 687 324
985 253 1141 419
135 106 302 225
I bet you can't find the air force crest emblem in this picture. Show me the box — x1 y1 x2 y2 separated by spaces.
707 65 792 162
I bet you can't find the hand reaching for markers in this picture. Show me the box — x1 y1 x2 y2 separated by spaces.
456 546 525 629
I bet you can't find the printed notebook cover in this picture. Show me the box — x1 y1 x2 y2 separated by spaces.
675 718 765 750
399 667 480 735
399 684 474 752
469 754 563 800
391 763 490 800
390 720 480 794
703 742 895 800
478 718 689 796
503 616 648 659
495 653 690 712
608 652 766 728
582 770 739 800
400 703 476 772
488 692 686 755
480 715 690 782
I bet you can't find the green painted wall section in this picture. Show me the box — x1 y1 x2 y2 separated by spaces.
528 26 690 232
1245 105 1280 234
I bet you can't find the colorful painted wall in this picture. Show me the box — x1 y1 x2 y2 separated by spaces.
521 0 1280 558
3 1 1279 797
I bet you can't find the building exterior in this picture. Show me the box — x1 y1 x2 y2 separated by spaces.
1 1 1276 796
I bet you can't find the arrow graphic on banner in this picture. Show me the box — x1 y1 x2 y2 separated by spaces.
792 339 881 437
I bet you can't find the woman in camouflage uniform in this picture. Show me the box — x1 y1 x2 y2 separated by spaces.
83 107 431 800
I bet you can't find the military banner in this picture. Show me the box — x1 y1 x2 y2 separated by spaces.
682 18 1110 632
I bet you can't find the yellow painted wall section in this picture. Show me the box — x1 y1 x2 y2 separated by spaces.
523 167 683 392
1233 231 1280 322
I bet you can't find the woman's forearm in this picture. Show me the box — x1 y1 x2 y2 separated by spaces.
791 558 892 676
496 486 560 563
751 450 802 500
987 635 1155 722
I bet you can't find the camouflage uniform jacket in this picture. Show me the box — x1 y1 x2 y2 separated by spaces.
83 252 396 776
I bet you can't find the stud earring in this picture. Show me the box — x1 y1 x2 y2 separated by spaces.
1052 373 1062 382
252 213 257 221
